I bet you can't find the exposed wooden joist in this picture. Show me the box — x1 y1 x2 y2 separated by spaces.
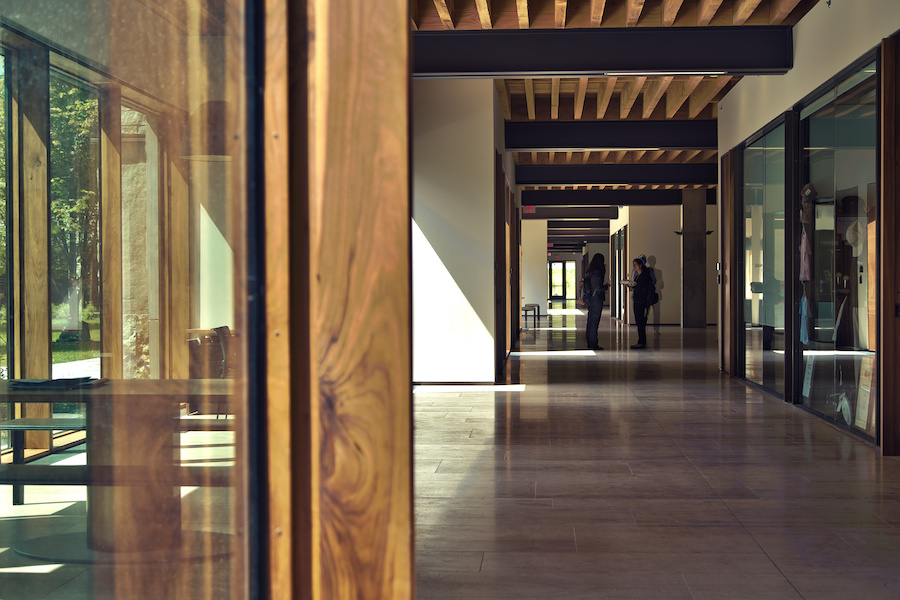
732 0 762 25
688 75 732 118
574 77 589 120
516 0 529 28
642 76 673 119
566 151 573 163
525 78 536 119
494 79 511 120
614 150 627 164
590 0 607 26
597 77 617 119
433 0 455 30
619 76 647 119
649 150 666 162
733 0 764 25
599 150 610 162
662 0 685 26
549 151 556 163
474 0 492 28
531 151 538 163
666 76 703 118
582 151 592 163
410 0 419 29
683 149 702 163
634 150 647 162
555 0 567 28
769 0 802 24
666 150 683 162
551 77 560 119
626 0 645 27
698 0 724 26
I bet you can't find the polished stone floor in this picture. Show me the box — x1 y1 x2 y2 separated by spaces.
415 307 900 599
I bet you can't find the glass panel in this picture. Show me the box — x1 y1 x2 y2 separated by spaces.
0 3 251 596
49 72 100 383
551 261 564 297
742 125 785 393
565 261 576 300
800 62 877 438
0 53 7 451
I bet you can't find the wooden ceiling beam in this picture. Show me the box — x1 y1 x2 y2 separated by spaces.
665 76 703 118
433 0 455 30
551 77 561 119
697 0 724 26
633 150 647 163
525 78 536 120
642 76 673 119
733 0 764 25
475 0 492 29
688 76 732 118
566 151 573 164
619 77 647 119
411 0 419 30
516 0 529 28
582 151 592 163
495 79 511 120
662 0 685 26
649 150 666 163
599 151 610 162
574 77 589 120
666 150 683 162
769 0 802 24
549 151 556 164
682 149 702 163
555 0 567 28
597 77 617 119
625 0 645 27
590 0 607 26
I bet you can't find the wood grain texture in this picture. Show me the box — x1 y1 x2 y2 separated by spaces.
475 0 492 28
433 0 455 29
551 77 560 119
18 42 51 448
642 76 673 118
516 0 530 28
597 77 616 118
662 0 685 25
590 0 607 26
494 79 512 120
264 0 303 597
697 0 724 25
625 0 645 26
100 84 124 379
525 78 536 119
882 36 899 455
688 76 731 119
769 0 802 24
619 76 646 118
574 77 589 120
555 0 567 28
732 0 763 24
308 0 413 596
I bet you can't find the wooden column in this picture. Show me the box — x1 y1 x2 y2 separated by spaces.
682 189 707 328
265 0 413 597
100 84 124 379
881 35 900 455
16 40 51 448
720 150 739 375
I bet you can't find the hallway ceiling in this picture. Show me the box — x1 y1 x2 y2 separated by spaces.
412 0 822 244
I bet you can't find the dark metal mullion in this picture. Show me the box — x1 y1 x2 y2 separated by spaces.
784 108 802 403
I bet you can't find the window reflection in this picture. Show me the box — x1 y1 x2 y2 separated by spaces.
742 125 786 394
800 62 878 438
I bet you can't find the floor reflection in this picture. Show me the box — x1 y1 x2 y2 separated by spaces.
416 311 900 599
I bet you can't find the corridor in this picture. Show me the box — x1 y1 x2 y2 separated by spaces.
415 310 900 599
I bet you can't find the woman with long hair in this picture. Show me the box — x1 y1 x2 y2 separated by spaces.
584 253 607 350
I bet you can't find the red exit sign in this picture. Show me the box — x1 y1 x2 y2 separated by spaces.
547 242 553 248
523 205 536 214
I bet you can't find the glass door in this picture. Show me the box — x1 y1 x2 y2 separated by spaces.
565 261 576 300
549 261 565 299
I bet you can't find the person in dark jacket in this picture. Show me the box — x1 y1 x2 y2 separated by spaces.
629 257 653 349
584 253 607 350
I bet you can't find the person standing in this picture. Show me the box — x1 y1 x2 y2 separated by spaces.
629 257 652 349
584 253 607 350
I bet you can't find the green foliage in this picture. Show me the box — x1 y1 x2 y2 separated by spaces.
49 75 100 309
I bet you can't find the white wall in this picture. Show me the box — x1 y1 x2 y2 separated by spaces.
522 221 548 310
719 0 900 151
611 205 683 325
413 79 496 382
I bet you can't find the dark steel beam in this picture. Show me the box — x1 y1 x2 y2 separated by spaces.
506 120 716 151
547 220 610 229
549 236 609 244
523 188 717 206
517 164 717 186
523 207 619 220
413 27 792 78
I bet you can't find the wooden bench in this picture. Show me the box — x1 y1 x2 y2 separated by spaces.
0 416 233 504
522 303 540 327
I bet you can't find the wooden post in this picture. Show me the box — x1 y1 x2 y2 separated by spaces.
16 40 51 450
265 0 414 597
881 35 900 454
100 84 124 379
